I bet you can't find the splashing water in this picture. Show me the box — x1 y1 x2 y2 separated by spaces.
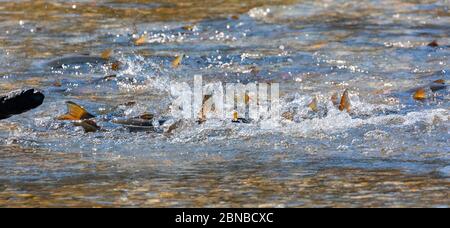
0 0 449 207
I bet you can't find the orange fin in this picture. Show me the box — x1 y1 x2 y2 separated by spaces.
233 111 239 122
413 88 427 100
245 94 251 105
134 34 147 46
58 101 95 120
182 25 196 31
339 89 351 112
134 34 148 46
172 55 184 68
100 49 113 60
308 97 318 112
111 61 121 71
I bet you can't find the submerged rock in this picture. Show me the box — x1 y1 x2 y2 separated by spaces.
0 88 45 120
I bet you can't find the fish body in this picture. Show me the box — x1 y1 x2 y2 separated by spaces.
73 120 100 133
46 49 116 69
429 80 447 92
112 118 156 133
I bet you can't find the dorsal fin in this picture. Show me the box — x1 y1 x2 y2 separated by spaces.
172 55 184 68
111 61 121 71
100 49 113 60
245 94 251 105
308 97 318 112
413 88 427 100
58 101 95 120
232 111 239 122
134 34 147 46
182 24 196 31
428 40 439 47
339 89 351 112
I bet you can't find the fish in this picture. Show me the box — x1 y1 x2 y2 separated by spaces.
428 40 439 47
339 89 351 112
73 120 100 133
100 49 113 60
231 110 251 124
0 88 45 120
282 111 294 121
172 54 184 68
429 79 447 92
46 49 116 69
112 117 155 133
57 101 95 121
182 25 197 31
102 74 117 82
413 88 427 100
47 55 108 69
281 95 330 122
163 119 182 135
57 101 171 133
197 94 252 124
308 97 318 112
407 79 448 101
111 61 121 71
134 34 148 46
56 78 447 133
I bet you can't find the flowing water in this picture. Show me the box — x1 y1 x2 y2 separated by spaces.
0 0 449 207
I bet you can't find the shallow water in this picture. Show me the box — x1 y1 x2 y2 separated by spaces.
0 0 449 207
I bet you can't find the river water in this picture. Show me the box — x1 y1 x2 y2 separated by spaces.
0 0 449 207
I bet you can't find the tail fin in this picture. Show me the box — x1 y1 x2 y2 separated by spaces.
339 89 351 112
58 101 95 120
0 88 45 120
